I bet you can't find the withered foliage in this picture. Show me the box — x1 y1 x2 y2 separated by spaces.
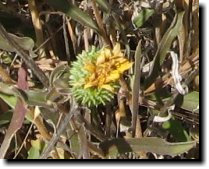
0 0 199 159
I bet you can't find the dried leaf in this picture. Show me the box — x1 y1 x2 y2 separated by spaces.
131 41 142 137
0 68 28 158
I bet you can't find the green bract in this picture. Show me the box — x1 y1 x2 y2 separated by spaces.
69 47 116 107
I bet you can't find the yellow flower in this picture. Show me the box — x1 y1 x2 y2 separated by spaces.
84 43 133 92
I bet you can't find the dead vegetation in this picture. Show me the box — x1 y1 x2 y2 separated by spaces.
0 0 199 159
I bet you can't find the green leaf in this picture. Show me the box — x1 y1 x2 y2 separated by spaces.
95 0 110 13
181 91 199 113
100 137 196 157
158 11 185 65
133 9 155 28
0 53 12 64
0 82 56 112
27 139 42 159
0 26 35 53
27 89 48 105
27 147 40 159
162 119 191 142
46 0 99 32
145 11 185 89
0 93 17 109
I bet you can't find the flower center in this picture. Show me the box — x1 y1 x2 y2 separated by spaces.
83 43 133 92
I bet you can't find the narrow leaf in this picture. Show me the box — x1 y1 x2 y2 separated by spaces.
100 137 196 157
133 9 155 28
95 0 110 12
0 26 34 53
181 91 199 113
0 92 17 108
131 41 142 136
46 0 99 32
145 11 185 89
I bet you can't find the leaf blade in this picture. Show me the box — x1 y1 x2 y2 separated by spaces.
145 11 185 89
100 137 196 158
46 0 99 32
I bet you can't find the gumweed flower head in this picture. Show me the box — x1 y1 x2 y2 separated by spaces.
69 43 133 107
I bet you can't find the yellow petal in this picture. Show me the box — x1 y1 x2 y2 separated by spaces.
105 70 120 83
114 58 127 65
104 48 112 59
98 76 106 86
113 43 123 57
84 63 95 72
84 77 99 88
84 83 94 89
97 52 106 64
89 73 96 81
117 61 133 73
101 84 115 93
113 43 120 55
